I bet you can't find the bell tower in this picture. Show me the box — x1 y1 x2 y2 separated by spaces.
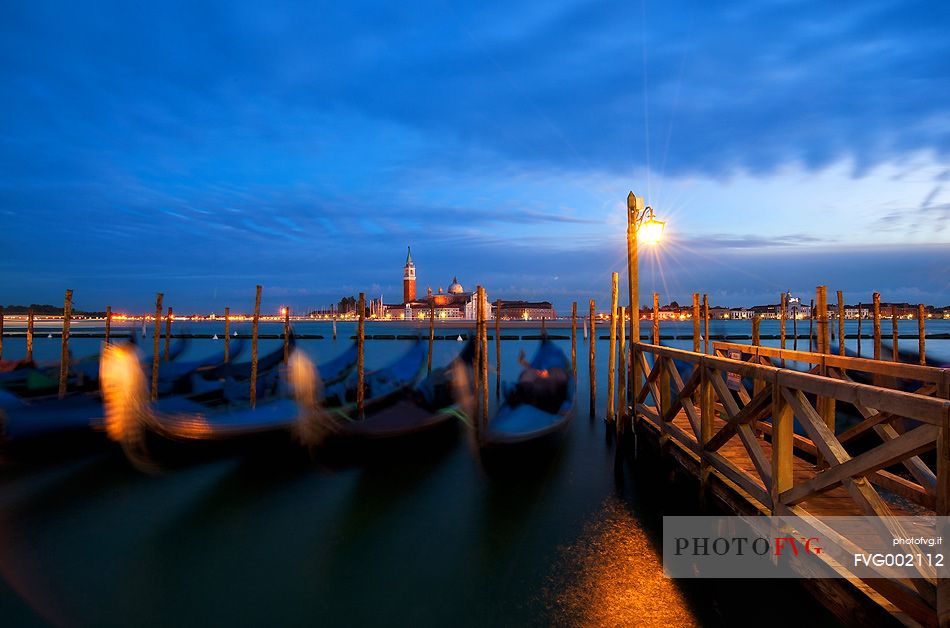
403 246 416 303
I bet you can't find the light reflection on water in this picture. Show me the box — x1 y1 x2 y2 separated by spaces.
549 497 697 627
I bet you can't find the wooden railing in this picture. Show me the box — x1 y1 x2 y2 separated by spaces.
631 341 950 625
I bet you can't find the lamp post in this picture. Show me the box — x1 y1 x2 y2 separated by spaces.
626 191 665 430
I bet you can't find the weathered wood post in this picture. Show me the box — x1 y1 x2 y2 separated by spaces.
0 305 4 361
891 304 899 362
702 294 710 354
26 307 34 362
473 286 482 425
283 306 291 364
652 292 660 345
104 306 112 345
752 315 761 347
571 301 577 379
692 293 700 353
494 299 501 397
780 292 786 351
626 192 641 419
223 307 231 363
837 290 845 356
918 304 926 365
428 300 435 375
589 299 596 419
808 298 815 353
816 286 827 354
873 292 881 360
151 293 163 401
164 306 173 361
356 292 365 419
58 289 73 398
770 377 794 514
607 273 618 423
332 315 337 341
618 306 627 428
249 286 261 408
480 287 489 429
752 314 763 435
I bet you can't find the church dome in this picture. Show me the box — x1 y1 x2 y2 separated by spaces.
448 277 464 294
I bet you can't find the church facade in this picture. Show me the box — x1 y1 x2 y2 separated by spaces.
381 247 488 320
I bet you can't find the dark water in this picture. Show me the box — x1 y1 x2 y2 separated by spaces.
2 320 946 627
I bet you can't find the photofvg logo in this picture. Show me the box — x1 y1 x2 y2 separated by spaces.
673 535 822 558
663 516 950 579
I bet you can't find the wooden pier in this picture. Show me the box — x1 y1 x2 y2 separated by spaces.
629 339 950 627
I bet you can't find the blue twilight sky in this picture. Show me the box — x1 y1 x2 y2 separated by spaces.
1 0 949 314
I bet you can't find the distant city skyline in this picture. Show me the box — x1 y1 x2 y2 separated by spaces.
2 2 948 311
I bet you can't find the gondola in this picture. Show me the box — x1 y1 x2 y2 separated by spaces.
480 338 574 460
101 341 420 466
0 338 190 397
0 339 263 450
315 340 474 461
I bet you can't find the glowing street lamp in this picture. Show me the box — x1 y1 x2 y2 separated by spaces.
625 191 665 427
637 206 665 245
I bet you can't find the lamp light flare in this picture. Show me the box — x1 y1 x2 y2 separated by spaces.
637 206 665 245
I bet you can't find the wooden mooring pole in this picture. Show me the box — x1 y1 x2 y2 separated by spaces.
891 304 899 362
249 286 261 408
428 300 435 375
692 293 700 353
151 293 163 401
702 294 709 355
816 286 827 354
356 292 365 419
26 307 34 362
607 273 618 423
873 292 881 360
0 306 4 361
58 289 72 399
283 306 291 364
480 287 488 429
918 304 926 365
164 306 173 361
652 292 659 345
780 292 786 351
223 307 231 363
752 315 761 347
104 306 111 345
618 306 627 426
474 286 482 427
571 301 577 379
837 290 845 356
589 299 596 419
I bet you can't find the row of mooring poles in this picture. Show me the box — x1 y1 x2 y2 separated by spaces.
805 286 929 365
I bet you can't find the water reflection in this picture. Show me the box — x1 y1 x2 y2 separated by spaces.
549 497 697 627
